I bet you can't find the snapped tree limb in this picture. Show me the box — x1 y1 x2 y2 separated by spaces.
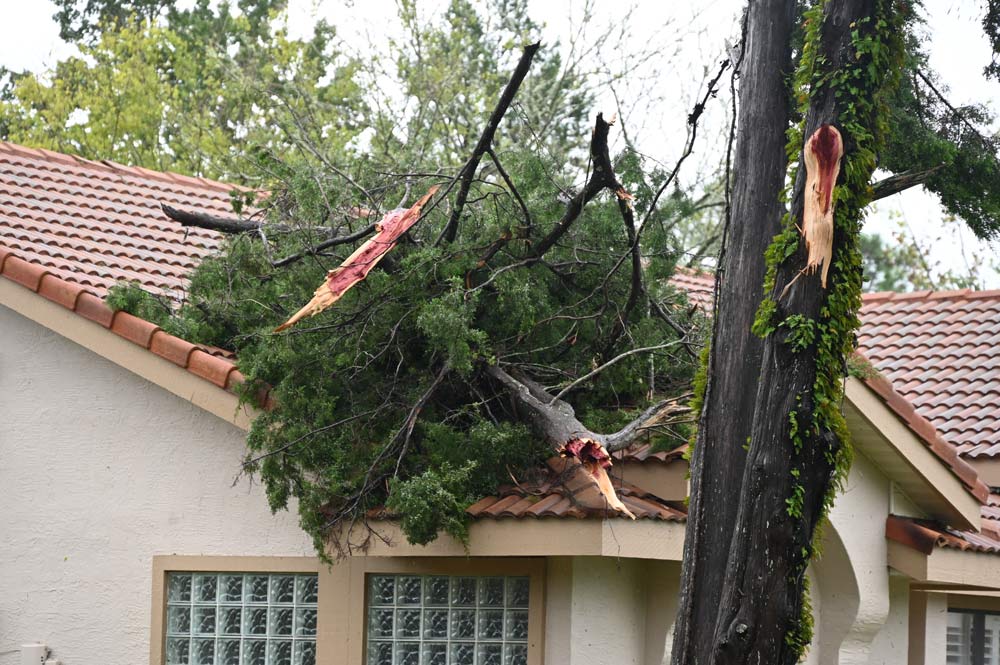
161 203 371 235
273 186 439 332
485 364 684 519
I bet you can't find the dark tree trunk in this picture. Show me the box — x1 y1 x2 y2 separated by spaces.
673 1 894 663
710 2 877 663
671 2 797 662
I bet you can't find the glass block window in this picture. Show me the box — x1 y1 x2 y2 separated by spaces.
165 572 318 665
366 574 530 665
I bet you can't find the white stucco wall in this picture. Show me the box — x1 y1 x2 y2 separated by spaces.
0 305 314 665
867 574 910 664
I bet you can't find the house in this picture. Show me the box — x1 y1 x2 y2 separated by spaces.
1 140 998 665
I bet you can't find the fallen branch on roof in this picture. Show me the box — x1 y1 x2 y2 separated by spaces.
274 186 439 332
485 363 686 518
161 203 372 234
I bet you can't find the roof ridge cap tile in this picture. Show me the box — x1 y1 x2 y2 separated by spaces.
0 246 242 396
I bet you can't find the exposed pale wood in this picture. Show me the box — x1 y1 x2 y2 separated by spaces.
273 187 438 332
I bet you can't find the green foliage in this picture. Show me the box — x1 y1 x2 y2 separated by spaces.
387 463 479 546
106 103 703 551
3 2 361 180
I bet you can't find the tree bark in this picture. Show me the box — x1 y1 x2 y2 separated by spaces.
692 1 890 663
671 2 797 662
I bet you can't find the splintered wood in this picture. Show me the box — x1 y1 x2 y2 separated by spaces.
801 124 843 288
274 186 440 332
561 438 636 519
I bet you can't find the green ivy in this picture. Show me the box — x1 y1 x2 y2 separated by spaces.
752 0 906 657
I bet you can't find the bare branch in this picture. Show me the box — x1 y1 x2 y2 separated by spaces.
437 42 541 245
549 340 683 404
869 164 946 201
528 112 619 259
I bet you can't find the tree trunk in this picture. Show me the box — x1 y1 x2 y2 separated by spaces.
673 1 899 663
671 1 797 662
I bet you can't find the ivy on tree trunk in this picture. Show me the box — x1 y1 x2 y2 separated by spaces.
672 1 905 663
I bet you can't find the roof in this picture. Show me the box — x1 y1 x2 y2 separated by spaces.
672 270 1000 460
887 494 1000 555
0 141 231 300
466 456 686 521
860 290 1000 458
858 358 990 503
0 139 991 531
668 267 714 310
0 246 244 393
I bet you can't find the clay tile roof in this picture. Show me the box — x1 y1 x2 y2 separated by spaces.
887 496 1000 556
858 355 991 503
613 442 688 464
668 267 715 311
465 455 687 521
0 142 244 396
0 141 238 300
0 246 243 393
859 289 1000 458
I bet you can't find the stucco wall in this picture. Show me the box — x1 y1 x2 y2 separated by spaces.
868 575 910 664
544 557 678 665
0 305 313 665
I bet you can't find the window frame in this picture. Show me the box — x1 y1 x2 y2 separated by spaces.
152 556 544 665
150 555 321 665
947 607 1000 665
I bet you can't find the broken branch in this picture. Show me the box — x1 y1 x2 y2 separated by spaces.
870 164 946 201
274 186 439 332
528 113 619 259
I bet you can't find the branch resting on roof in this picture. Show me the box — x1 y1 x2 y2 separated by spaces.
485 364 688 519
161 203 372 235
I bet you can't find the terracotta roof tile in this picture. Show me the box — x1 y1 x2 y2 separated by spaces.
859 360 990 503
0 246 242 397
668 267 715 311
466 455 687 521
887 496 1000 555
859 289 1000 459
0 142 239 300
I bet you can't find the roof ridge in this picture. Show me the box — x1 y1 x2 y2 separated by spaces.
0 140 242 194
863 287 1000 303
0 245 246 397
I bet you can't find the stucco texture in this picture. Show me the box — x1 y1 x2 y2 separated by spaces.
0 305 313 664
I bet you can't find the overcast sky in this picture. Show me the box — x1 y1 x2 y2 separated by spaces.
1 0 998 288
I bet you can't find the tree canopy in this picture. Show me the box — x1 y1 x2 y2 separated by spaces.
7 0 1000 570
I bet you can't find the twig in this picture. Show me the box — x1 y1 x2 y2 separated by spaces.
486 147 533 233
549 340 684 404
270 223 379 268
437 42 541 245
636 57 730 239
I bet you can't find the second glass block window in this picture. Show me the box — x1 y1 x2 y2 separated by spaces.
366 574 530 665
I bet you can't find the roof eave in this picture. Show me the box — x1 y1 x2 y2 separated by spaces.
846 377 984 531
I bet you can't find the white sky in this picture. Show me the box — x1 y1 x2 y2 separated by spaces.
1 0 998 287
